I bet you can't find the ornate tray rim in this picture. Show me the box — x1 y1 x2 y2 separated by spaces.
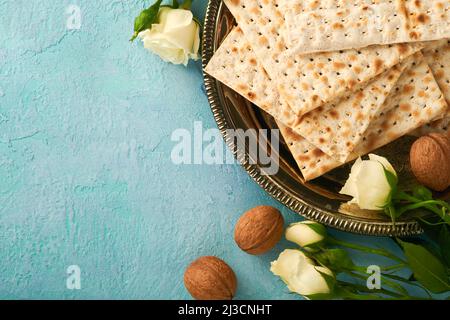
201 0 422 237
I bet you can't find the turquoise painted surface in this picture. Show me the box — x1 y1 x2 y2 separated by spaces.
0 0 442 299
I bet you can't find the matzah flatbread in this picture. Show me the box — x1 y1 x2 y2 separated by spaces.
292 57 410 162
224 0 423 116
206 31 446 179
284 0 450 54
205 27 299 128
205 26 440 164
205 28 421 162
277 122 341 180
412 39 450 136
423 40 450 106
280 55 448 180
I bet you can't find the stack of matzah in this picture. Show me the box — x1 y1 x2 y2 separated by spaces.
205 0 450 181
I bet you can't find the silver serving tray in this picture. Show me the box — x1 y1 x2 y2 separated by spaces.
201 0 448 236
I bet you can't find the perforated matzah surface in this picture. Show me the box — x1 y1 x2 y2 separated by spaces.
277 122 342 180
205 28 422 163
413 39 450 136
205 27 299 128
280 56 448 180
285 0 450 54
224 0 422 116
292 57 410 162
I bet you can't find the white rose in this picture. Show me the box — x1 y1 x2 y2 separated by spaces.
139 8 200 66
340 154 397 210
285 221 326 249
270 249 334 297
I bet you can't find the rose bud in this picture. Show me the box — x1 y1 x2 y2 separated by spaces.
139 7 200 66
270 249 334 299
339 154 397 210
285 221 326 250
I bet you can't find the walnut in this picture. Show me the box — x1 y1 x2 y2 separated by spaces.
410 133 450 191
184 256 237 300
234 206 284 255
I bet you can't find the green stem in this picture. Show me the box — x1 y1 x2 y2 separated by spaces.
394 191 420 202
417 217 448 226
397 200 449 216
350 268 413 285
385 204 398 224
346 271 407 297
345 271 428 299
328 237 407 264
338 280 403 299
382 263 407 271
336 282 387 300
130 32 138 42
394 192 450 221
381 273 433 299
353 264 406 273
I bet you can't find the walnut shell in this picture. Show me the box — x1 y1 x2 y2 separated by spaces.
234 205 284 255
184 256 237 300
410 133 450 191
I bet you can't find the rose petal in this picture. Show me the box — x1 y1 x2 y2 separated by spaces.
138 8 199 66
189 24 201 60
369 154 397 176
164 22 198 53
285 222 324 248
271 250 332 296
354 161 391 210
161 8 193 31
340 157 363 201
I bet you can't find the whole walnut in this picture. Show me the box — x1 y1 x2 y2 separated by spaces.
234 206 284 255
410 133 450 191
184 256 237 300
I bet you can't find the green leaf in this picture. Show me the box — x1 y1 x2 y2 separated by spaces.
412 186 433 201
380 275 409 297
408 226 449 268
398 239 450 293
305 222 327 239
382 168 399 221
304 292 333 300
130 0 163 42
385 272 432 298
419 216 445 242
333 283 386 300
383 168 398 193
315 248 355 272
438 225 450 267
418 219 450 269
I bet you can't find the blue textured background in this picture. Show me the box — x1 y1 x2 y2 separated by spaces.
0 0 441 299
